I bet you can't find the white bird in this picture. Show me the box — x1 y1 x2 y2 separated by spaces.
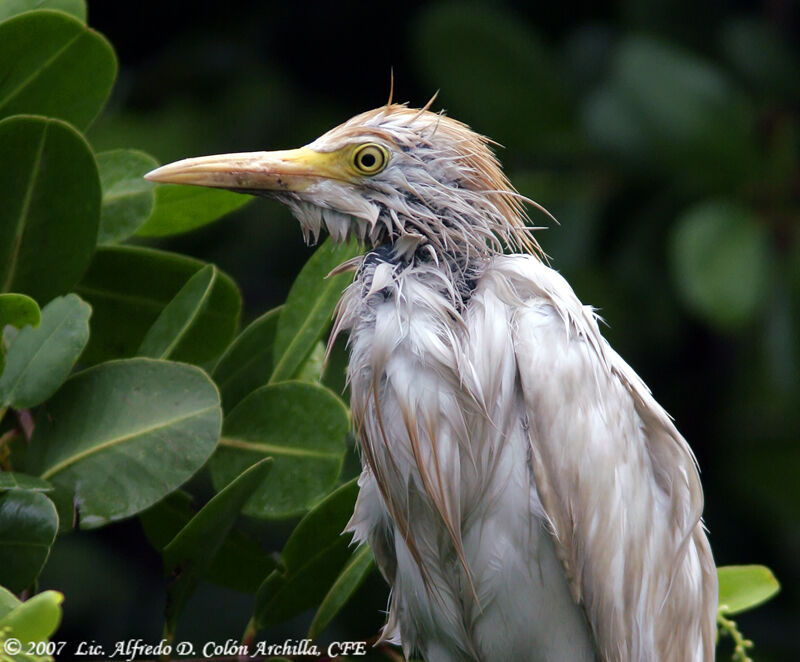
146 102 718 661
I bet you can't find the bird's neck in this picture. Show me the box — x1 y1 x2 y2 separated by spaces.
367 241 485 308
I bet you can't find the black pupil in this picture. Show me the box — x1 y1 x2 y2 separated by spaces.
360 151 377 168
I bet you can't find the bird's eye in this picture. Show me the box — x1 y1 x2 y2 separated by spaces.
353 144 389 175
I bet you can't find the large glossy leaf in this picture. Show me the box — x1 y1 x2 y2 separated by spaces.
26 358 222 529
138 265 216 359
140 491 275 594
0 294 40 329
308 544 374 638
271 238 359 383
162 459 272 634
0 294 90 409
0 10 115 129
0 590 63 647
96 149 158 245
210 381 348 519
718 565 780 616
0 473 52 492
670 200 770 329
136 184 251 237
253 480 357 629
76 246 241 366
0 491 58 592
212 306 281 411
0 0 85 23
0 116 100 303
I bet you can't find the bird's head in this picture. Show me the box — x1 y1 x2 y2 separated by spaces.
146 103 539 261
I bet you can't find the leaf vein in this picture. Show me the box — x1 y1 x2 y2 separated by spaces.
40 405 219 479
219 436 341 459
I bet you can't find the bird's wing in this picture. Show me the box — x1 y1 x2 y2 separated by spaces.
483 255 717 662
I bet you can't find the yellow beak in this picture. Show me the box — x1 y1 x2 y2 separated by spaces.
144 147 346 192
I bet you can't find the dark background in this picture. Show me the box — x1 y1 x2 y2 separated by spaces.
39 1 799 659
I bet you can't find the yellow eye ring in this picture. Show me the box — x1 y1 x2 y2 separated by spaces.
352 143 389 175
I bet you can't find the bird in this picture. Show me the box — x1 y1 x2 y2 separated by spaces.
146 100 718 662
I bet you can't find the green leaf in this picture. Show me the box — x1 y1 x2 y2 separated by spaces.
413 3 574 154
96 149 158 245
271 238 359 383
253 480 357 629
76 246 241 366
162 459 272 633
212 306 281 411
0 0 85 23
0 585 21 620
0 491 58 592
210 381 348 519
0 10 116 129
718 565 780 616
26 358 222 529
0 116 100 303
0 473 52 492
280 478 357 573
136 184 252 238
0 590 63 645
140 491 275 594
138 265 216 360
0 294 39 329
670 200 770 329
308 544 374 638
0 294 91 409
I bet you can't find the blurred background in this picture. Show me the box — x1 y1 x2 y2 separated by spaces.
39 0 799 659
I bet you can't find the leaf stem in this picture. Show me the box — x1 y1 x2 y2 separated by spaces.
0 428 19 470
160 622 174 662
16 408 33 441
240 617 258 652
717 609 754 662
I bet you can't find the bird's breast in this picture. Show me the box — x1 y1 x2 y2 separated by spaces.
338 255 595 661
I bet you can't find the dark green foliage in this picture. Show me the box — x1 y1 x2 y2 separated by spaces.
210 382 349 519
75 246 241 366
0 10 115 129
212 306 282 411
0 491 58 593
140 490 276 594
252 480 360 629
162 459 273 638
0 116 100 302
0 5 358 650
